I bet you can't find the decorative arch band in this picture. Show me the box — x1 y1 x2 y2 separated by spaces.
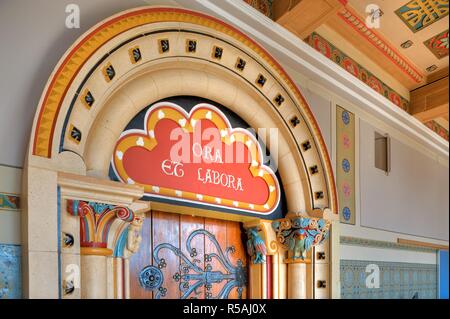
32 7 337 214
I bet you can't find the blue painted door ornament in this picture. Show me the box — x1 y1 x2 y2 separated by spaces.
139 229 247 299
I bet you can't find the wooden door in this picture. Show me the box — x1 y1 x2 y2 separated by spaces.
129 210 248 299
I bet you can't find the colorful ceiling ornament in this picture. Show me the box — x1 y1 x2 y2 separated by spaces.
307 32 410 111
337 6 424 84
395 0 449 33
424 29 449 59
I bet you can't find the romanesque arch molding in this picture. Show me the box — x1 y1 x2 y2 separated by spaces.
23 7 337 299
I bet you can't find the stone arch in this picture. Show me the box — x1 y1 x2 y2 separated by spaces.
23 7 337 299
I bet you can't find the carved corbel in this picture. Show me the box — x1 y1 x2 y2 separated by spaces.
271 215 330 261
123 213 145 259
243 220 279 264
122 201 150 259
245 227 267 264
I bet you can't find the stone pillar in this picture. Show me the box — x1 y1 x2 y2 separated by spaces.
271 216 330 299
243 220 283 299
80 253 108 298
33 172 149 300
287 260 312 299
123 258 130 299
277 252 287 299
66 199 138 299
243 222 269 299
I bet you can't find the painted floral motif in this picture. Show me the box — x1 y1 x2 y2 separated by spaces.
342 207 351 221
342 159 351 173
424 29 449 59
343 57 359 77
337 106 355 225
360 69 369 83
342 110 351 125
342 133 351 149
389 92 402 107
312 35 332 58
367 76 383 94
307 33 410 111
342 181 352 198
425 120 449 141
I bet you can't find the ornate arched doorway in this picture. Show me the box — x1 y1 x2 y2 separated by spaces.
23 7 337 299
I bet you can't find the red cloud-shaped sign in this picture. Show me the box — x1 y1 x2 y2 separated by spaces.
111 102 280 214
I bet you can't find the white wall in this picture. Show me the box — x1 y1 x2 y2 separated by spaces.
299 85 332 153
0 0 178 168
360 120 449 241
286 64 448 248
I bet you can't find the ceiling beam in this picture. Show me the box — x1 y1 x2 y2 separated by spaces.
410 77 449 123
324 6 424 89
173 0 448 156
413 104 448 123
273 0 346 40
427 66 449 84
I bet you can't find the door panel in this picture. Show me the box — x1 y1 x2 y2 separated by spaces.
227 221 247 299
130 210 247 299
152 211 180 299
204 218 227 299
129 216 153 299
180 215 205 299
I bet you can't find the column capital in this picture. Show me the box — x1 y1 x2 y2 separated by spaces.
243 219 281 264
67 199 143 258
271 216 330 261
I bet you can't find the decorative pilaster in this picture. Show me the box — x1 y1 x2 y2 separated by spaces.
66 199 143 298
272 216 330 299
272 216 330 261
243 220 279 299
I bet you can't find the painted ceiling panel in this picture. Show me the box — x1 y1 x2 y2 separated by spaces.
395 0 449 33
347 0 449 75
424 29 449 59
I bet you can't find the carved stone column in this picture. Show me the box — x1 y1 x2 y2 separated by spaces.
272 216 330 299
57 172 147 299
243 220 280 299
67 200 138 299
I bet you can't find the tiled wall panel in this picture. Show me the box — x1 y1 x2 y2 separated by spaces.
341 259 437 299
0 244 22 299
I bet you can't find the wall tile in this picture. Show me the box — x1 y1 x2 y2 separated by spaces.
0 244 22 299
341 259 437 299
